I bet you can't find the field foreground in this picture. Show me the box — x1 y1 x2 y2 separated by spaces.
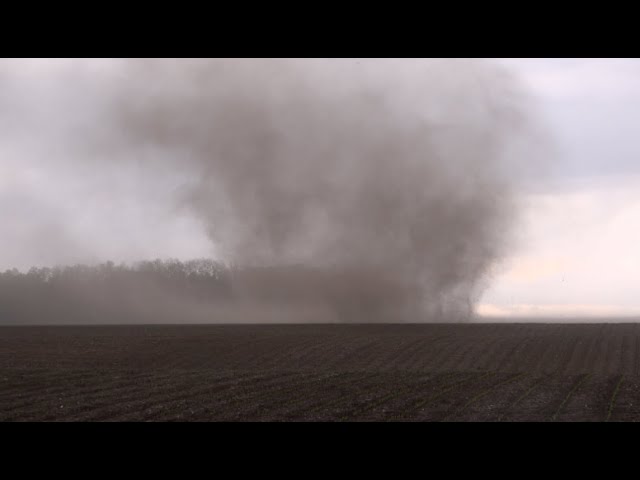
2 323 640 421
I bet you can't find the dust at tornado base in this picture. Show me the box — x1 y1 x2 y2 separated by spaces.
2 323 640 422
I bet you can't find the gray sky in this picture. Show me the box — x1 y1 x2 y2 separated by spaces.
0 59 214 268
482 59 640 317
1 58 639 318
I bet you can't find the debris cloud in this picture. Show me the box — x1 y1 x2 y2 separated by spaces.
94 59 535 322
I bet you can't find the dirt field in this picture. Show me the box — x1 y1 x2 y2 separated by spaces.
2 323 640 421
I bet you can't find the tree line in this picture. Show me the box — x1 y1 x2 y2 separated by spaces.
0 259 234 324
0 259 423 324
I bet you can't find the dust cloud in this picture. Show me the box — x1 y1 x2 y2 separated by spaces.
95 58 537 322
1 59 543 323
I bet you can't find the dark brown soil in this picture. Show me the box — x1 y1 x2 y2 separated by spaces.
2 323 640 421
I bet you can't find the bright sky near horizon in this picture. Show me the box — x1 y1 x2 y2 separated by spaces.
480 58 640 318
1 58 639 319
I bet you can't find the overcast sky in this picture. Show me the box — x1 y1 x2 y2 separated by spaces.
1 58 639 319
482 58 640 318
